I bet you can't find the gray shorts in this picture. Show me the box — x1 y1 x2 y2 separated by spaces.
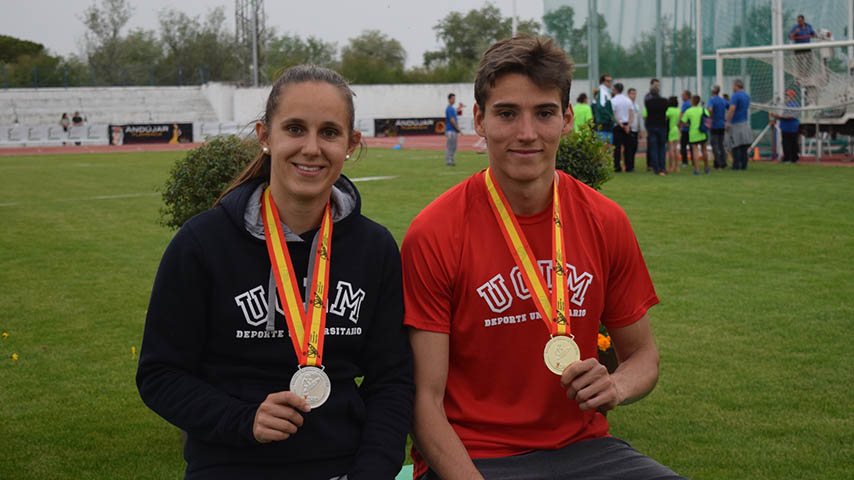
420 436 686 480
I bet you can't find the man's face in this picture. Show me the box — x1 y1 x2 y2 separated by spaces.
798 16 805 26
682 92 690 101
629 90 637 102
473 73 572 187
449 95 456 105
651 80 660 91
603 77 613 87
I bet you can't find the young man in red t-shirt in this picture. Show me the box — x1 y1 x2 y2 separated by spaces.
401 36 684 479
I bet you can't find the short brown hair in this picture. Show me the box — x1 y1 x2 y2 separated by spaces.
474 35 573 112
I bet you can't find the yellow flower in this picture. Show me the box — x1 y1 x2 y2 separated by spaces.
1 332 7 339
11 353 19 361
131 346 137 358
597 333 611 351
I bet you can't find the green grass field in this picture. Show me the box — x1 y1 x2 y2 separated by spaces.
1 148 852 479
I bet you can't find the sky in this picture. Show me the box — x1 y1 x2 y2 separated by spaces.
2 0 545 68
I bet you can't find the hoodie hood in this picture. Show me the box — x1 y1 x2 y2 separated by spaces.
219 175 361 242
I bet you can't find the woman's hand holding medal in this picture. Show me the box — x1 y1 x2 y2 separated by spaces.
253 391 311 443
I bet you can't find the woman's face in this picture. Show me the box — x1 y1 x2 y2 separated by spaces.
256 81 360 204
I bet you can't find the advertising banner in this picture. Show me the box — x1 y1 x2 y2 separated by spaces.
109 123 193 145
374 117 446 137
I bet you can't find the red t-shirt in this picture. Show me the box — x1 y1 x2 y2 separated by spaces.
401 170 659 477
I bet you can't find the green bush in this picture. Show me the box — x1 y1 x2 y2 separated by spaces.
555 122 614 191
159 135 260 230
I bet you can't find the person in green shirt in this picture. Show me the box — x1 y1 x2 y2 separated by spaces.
573 92 593 131
665 96 681 172
681 95 710 174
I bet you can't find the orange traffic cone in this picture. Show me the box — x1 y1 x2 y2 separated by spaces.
753 148 760 161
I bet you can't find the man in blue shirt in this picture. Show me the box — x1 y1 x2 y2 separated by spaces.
445 93 460 166
790 15 817 80
772 89 801 163
707 85 729 169
789 15 817 43
725 79 752 170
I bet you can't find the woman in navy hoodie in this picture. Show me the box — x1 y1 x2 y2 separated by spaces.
137 65 414 479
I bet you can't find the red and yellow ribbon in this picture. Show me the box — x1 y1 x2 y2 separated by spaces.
261 186 332 366
483 168 570 337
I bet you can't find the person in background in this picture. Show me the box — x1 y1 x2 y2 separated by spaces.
644 78 661 103
772 89 800 164
611 82 634 172
592 73 615 144
59 113 70 146
665 96 682 173
644 86 670 176
681 95 709 175
136 64 414 480
726 78 753 170
403 34 683 480
627 88 642 172
707 85 729 169
679 90 692 167
71 111 84 146
573 92 593 131
445 93 460 166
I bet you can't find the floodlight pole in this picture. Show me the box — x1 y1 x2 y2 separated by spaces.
655 0 662 80
251 0 259 87
695 0 702 93
512 0 517 35
849 0 853 75
588 0 599 92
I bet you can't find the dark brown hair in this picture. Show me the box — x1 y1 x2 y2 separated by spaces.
216 65 358 206
474 35 573 112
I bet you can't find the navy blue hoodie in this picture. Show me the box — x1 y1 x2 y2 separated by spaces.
137 175 414 479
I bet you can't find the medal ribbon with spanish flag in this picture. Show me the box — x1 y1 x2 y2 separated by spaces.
261 186 332 367
483 168 571 337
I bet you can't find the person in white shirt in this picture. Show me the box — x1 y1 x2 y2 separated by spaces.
627 88 643 172
610 83 635 172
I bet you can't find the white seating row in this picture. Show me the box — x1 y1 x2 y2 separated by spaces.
0 124 110 146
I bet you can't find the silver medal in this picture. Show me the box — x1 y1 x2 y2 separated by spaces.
289 366 331 408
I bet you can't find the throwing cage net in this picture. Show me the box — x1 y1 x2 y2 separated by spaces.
716 39 854 123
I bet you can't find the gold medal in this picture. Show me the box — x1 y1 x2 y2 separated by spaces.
543 335 580 375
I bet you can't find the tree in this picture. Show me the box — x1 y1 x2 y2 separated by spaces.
424 4 543 81
425 4 510 69
80 0 134 84
157 7 238 84
543 6 577 54
0 35 45 63
264 33 337 81
339 30 406 84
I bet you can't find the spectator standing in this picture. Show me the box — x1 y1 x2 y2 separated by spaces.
665 96 681 172
592 74 615 143
708 85 729 169
679 90 692 167
726 79 753 170
611 83 634 172
644 86 669 175
573 93 593 131
71 111 84 146
402 35 684 480
627 88 642 172
681 95 710 174
772 89 800 163
445 93 460 166
644 78 661 103
59 113 70 146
